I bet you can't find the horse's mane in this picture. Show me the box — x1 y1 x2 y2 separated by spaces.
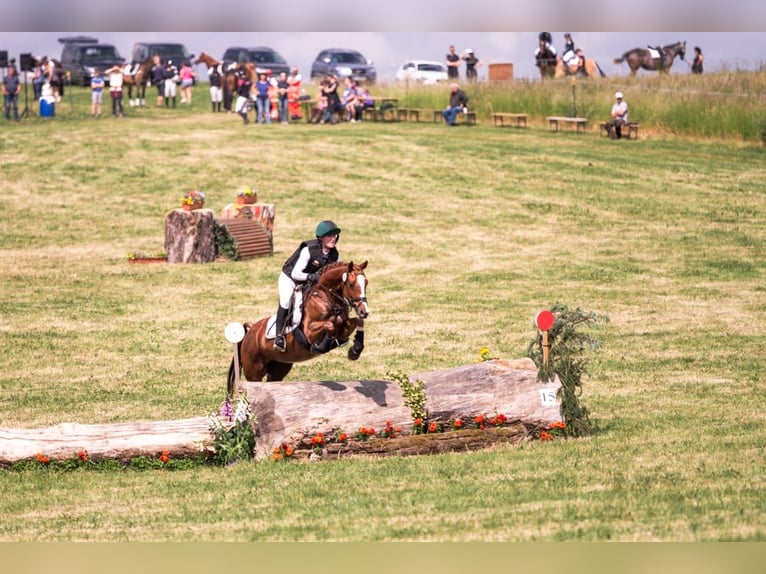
317 261 348 276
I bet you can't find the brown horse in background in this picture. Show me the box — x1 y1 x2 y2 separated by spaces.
614 41 686 76
227 261 370 388
195 51 240 112
123 57 153 106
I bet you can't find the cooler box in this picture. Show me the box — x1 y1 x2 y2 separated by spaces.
39 97 56 117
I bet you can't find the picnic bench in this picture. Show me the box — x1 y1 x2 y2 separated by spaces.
547 116 589 132
492 113 528 128
432 109 477 125
599 121 640 139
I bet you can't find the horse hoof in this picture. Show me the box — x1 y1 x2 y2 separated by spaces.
348 348 362 361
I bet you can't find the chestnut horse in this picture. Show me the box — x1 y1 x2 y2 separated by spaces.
195 51 240 112
614 41 686 76
227 261 370 389
123 57 153 106
536 42 605 79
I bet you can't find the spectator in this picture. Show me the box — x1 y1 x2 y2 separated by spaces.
164 59 179 107
44 58 61 102
446 45 460 80
208 64 222 112
321 74 341 124
179 61 196 104
276 71 290 124
691 46 704 74
341 77 359 122
104 63 125 117
150 54 165 107
287 66 303 120
33 61 45 100
254 72 271 124
309 81 328 124
2 64 21 121
604 91 628 139
235 70 253 125
90 67 104 117
441 82 469 126
354 84 374 121
462 49 483 82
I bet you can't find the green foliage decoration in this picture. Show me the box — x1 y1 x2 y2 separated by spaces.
526 304 609 438
387 370 427 423
214 221 239 261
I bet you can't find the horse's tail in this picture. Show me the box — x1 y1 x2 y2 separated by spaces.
596 61 607 78
226 324 247 397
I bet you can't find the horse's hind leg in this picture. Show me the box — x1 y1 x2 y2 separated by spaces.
266 361 293 382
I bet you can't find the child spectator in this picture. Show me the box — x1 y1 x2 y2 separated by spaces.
90 68 104 117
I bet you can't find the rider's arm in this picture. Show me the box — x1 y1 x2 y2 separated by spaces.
290 246 313 282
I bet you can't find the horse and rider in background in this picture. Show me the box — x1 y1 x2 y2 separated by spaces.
614 41 686 76
535 32 606 79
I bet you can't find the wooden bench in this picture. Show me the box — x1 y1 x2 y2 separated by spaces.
492 113 528 128
433 109 477 125
599 121 640 139
547 116 589 132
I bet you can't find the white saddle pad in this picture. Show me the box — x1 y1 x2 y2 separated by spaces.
264 306 303 341
648 48 661 59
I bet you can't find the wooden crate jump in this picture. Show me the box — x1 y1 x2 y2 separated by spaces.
218 218 273 259
547 116 589 132
492 113 529 128
599 121 640 139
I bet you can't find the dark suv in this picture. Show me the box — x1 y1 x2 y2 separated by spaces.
131 42 193 65
310 49 376 84
59 36 123 86
221 46 290 76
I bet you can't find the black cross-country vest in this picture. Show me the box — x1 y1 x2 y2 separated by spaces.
282 239 339 280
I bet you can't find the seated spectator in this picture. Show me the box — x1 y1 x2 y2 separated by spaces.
354 84 375 121
310 82 328 124
441 82 469 126
604 91 628 139
341 77 359 122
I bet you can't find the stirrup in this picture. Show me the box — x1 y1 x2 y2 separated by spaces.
274 335 286 352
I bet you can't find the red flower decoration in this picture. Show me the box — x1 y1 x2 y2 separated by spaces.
428 422 438 433
35 453 50 464
159 450 170 464
337 432 348 442
540 430 553 441
77 450 88 462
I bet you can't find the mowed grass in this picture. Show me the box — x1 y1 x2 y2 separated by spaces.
0 89 764 541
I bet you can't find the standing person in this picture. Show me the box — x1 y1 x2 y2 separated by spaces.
33 61 45 100
164 59 179 107
90 67 104 117
321 74 340 124
691 46 704 74
446 44 460 80
441 82 469 126
254 72 271 124
208 64 222 112
462 49 482 82
235 70 252 124
150 54 165 107
104 63 124 117
287 66 302 120
2 64 21 121
45 59 61 101
272 220 342 353
276 71 290 124
179 61 196 104
604 91 628 139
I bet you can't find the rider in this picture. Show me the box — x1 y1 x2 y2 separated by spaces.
273 220 341 352
562 33 579 70
535 32 556 59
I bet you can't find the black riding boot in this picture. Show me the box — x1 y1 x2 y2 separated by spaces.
212 102 216 113
217 102 222 112
273 306 288 352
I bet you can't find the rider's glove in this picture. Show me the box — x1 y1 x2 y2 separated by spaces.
307 273 319 283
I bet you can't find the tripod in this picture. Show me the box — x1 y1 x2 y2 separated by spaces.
19 71 35 119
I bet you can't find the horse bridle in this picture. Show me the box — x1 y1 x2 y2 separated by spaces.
315 273 368 317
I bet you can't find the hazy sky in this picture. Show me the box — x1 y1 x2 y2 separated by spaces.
1 0 763 82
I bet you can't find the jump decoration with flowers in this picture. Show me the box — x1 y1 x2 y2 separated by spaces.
236 186 258 204
180 190 206 210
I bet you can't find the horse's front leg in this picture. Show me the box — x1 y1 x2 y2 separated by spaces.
347 318 365 361
305 318 339 355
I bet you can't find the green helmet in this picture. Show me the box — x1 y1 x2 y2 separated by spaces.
315 220 341 238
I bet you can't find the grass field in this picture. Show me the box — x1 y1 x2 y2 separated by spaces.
0 79 765 541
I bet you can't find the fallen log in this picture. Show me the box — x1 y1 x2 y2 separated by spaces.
0 359 561 465
246 358 561 460
0 417 212 466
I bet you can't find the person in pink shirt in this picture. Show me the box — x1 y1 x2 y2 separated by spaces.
179 61 196 105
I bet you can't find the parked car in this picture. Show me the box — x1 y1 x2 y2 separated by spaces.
59 36 123 86
131 42 193 66
221 46 290 76
310 49 376 84
395 60 449 84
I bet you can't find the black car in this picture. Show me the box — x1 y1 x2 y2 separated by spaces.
310 49 376 84
221 46 290 76
59 36 123 86
131 42 193 66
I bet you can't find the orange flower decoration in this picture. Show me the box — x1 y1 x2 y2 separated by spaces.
159 450 170 464
35 453 50 464
540 430 553 441
550 421 567 430
77 450 88 462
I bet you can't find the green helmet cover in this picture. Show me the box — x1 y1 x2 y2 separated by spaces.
315 220 341 238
